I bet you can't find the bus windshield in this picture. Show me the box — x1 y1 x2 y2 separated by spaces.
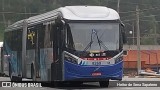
68 22 119 51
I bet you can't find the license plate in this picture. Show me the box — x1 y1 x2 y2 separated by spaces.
78 59 115 65
92 62 101 65
92 72 102 76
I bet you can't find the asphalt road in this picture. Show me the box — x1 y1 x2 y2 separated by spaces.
0 83 160 90
0 77 160 90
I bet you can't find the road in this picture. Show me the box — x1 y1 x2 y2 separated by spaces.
0 76 160 90
0 83 160 90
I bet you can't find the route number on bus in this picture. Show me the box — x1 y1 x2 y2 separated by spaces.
92 62 101 65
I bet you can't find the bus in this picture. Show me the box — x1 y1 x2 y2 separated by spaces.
2 6 126 87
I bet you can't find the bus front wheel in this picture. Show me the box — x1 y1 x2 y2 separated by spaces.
31 63 36 81
99 80 109 87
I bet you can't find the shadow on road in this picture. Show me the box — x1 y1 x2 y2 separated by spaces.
42 83 115 89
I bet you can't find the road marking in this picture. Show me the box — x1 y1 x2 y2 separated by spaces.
120 87 133 89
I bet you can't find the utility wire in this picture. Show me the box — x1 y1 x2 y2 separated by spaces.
119 6 160 14
121 14 136 19
140 20 160 23
122 13 160 22
108 0 152 6
0 12 40 15
122 19 135 22
120 6 160 20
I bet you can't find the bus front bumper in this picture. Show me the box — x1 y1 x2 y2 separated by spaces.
63 60 123 81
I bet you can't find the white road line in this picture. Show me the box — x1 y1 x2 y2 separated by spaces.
120 87 133 89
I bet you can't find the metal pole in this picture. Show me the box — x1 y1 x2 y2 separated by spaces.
132 22 135 45
156 53 158 73
117 0 120 13
22 20 28 77
154 17 157 45
136 6 141 75
2 0 6 27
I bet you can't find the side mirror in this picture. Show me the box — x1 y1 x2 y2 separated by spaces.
122 32 127 44
121 24 127 44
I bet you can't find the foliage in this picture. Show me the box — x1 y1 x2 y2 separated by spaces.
0 0 160 45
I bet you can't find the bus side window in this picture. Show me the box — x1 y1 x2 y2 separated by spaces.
44 24 52 48
27 27 37 50
65 24 74 49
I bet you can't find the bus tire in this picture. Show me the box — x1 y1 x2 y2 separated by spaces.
11 76 22 82
9 63 14 81
31 63 36 81
99 80 109 87
9 63 16 81
51 63 56 81
17 76 22 82
9 63 11 77
9 63 22 82
9 63 13 81
17 74 22 82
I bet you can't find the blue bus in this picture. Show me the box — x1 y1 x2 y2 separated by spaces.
2 6 126 87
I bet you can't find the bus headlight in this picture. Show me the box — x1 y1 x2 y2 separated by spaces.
64 54 78 64
63 51 78 64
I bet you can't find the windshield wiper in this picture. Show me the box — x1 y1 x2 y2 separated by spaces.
95 29 102 50
83 30 93 51
93 29 108 51
83 29 108 52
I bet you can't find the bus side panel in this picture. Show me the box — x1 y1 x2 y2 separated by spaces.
26 50 35 78
2 56 9 76
11 51 18 75
3 43 19 77
2 42 8 76
2 49 9 76
39 48 52 81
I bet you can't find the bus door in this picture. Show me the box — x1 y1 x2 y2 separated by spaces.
39 23 54 81
27 25 40 79
51 21 64 80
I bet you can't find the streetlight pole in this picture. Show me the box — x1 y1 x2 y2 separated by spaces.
132 22 135 45
136 6 141 75
117 0 120 13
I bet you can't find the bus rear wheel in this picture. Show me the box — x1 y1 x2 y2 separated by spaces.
9 63 15 81
9 63 22 82
99 80 109 87
11 76 22 82
31 63 36 81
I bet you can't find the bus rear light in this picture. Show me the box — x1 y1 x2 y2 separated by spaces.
92 72 102 76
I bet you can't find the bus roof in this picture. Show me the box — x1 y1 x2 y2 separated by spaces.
5 6 120 31
60 6 120 20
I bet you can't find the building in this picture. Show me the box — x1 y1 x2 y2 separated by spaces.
123 45 160 72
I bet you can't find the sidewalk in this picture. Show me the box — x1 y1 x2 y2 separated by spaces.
122 76 160 81
0 77 10 81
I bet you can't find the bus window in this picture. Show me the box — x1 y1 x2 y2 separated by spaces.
27 26 37 50
65 24 74 50
44 24 52 48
